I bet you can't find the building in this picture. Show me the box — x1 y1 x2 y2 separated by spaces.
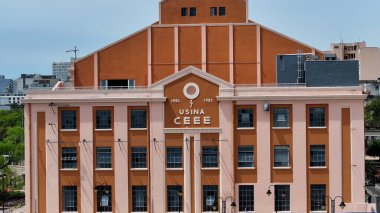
53 60 73 82
24 1 369 213
0 75 13 95
14 74 58 94
330 41 367 60
0 94 25 106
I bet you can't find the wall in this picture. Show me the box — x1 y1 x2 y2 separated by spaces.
358 47 380 81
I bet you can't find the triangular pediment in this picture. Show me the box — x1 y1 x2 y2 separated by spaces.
150 66 234 90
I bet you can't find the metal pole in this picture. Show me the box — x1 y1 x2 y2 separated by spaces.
222 198 226 213
331 198 335 213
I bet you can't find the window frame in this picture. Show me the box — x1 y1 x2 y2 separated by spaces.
62 186 77 212
189 7 197 16
131 147 147 169
275 185 290 211
96 185 112 212
310 184 326 211
130 109 147 129
132 185 148 212
167 185 183 212
61 147 77 169
274 145 290 168
273 108 290 128
237 146 254 168
210 7 217 16
181 7 188 16
95 110 112 130
203 185 218 211
202 146 219 168
167 147 183 169
310 145 326 167
219 7 226 16
96 147 112 169
237 108 254 128
239 185 254 211
309 107 326 128
61 110 77 130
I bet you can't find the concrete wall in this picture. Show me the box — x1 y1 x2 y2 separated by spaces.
358 47 380 81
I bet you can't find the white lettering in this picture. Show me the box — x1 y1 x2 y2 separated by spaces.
179 109 184 115
174 117 181 125
184 117 191 125
204 117 211 125
194 117 201 125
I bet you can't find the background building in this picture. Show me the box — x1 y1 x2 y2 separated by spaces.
0 75 13 95
52 59 73 82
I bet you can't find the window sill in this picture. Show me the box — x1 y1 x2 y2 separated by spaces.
60 129 78 132
272 127 291 130
273 167 291 170
237 167 255 170
130 128 147 131
239 211 254 213
273 211 291 213
236 127 255 130
95 168 113 171
201 167 219 170
309 166 327 169
310 211 327 213
130 168 148 171
95 129 113 132
61 168 78 171
166 168 184 171
62 212 79 213
308 126 327 129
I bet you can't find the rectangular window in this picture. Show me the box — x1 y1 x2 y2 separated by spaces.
219 7 226 16
63 186 77 212
237 108 254 128
274 145 290 167
167 147 182 168
167 185 183 212
238 146 254 168
181 7 188 16
96 110 112 129
273 108 290 128
131 109 147 129
190 7 197 16
275 185 290 211
132 186 147 212
131 147 147 168
203 185 218 211
96 147 112 169
310 145 326 167
311 184 326 211
309 107 326 127
210 7 217 16
96 185 112 212
62 147 77 169
61 110 77 130
202 146 218 168
239 185 254 211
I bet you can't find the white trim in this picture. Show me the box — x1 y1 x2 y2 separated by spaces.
310 211 327 213
229 24 234 84
130 128 148 131
130 168 148 171
202 26 207 71
201 167 219 170
217 95 367 101
148 27 152 85
94 168 113 171
256 25 261 86
308 126 327 129
174 26 179 73
94 52 98 87
94 129 113 132
60 168 79 171
166 168 184 171
309 166 327 169
60 129 78 132
163 128 222 134
236 127 255 130
237 167 255 170
272 167 291 170
272 127 291 130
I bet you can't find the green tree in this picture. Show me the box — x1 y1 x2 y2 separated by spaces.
365 99 380 127
366 139 380 158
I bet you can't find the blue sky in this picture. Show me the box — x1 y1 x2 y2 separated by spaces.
0 0 379 79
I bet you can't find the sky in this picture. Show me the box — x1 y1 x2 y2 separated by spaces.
0 0 379 79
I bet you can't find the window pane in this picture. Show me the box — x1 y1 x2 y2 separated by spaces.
239 185 254 211
311 185 326 211
132 147 147 168
202 146 218 168
96 147 112 168
238 146 254 168
62 147 77 169
190 7 197 16
275 185 290 211
219 7 226 16
238 108 254 128
274 146 290 167
96 110 111 129
132 186 147 212
310 107 326 127
96 185 112 212
203 185 218 211
61 110 77 130
63 186 77 212
167 185 183 212
167 147 182 168
310 145 326 167
273 108 290 127
181 7 188 16
131 110 147 128
210 7 217 16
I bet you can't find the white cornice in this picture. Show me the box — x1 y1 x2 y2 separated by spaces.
163 128 222 134
216 94 367 101
23 97 167 104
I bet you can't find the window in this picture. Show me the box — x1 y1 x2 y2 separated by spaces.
131 109 147 129
237 108 254 128
167 185 183 212
202 146 218 168
61 110 77 130
190 7 197 16
310 145 326 167
274 145 290 167
210 7 217 16
275 185 290 211
96 110 112 129
96 147 112 169
131 147 147 168
203 185 218 211
100 79 135 89
181 7 188 16
63 186 77 212
96 185 112 212
273 108 290 128
219 7 226 16
62 147 77 169
167 147 182 168
238 146 254 168
239 185 254 211
132 186 147 212
311 185 326 211
309 107 326 127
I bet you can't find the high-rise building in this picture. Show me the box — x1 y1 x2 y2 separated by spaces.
24 1 369 213
330 41 367 60
0 75 13 95
52 60 73 82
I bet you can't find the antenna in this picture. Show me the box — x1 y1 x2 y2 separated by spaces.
66 46 79 60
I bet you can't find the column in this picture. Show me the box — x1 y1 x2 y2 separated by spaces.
24 104 32 212
194 134 202 213
184 134 191 213
329 104 343 199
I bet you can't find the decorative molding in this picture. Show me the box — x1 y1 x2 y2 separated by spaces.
163 128 222 134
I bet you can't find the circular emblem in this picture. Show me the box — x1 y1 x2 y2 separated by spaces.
183 82 200 100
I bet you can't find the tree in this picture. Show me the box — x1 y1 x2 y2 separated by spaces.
365 99 380 128
366 139 380 158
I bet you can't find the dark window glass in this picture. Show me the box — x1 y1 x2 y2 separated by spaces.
275 185 290 211
181 7 188 16
202 146 218 168
132 186 147 212
63 186 77 211
219 7 226 16
131 109 147 129
62 147 77 169
61 110 77 130
311 184 326 211
210 7 217 16
96 147 112 169
203 185 218 211
131 147 147 168
96 185 112 212
273 108 290 127
190 7 197 16
167 147 182 168
167 185 183 212
239 185 254 211
274 146 290 167
237 108 254 128
96 110 111 129
238 146 254 168
309 107 326 127
310 145 326 167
